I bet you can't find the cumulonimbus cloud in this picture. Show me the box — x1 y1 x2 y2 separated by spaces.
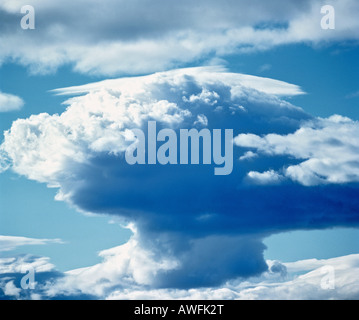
1 67 358 290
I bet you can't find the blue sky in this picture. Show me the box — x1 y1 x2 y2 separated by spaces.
0 0 359 299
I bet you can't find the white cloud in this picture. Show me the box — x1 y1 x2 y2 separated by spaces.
52 66 304 97
45 232 178 298
247 170 284 185
1 67 303 185
0 254 57 299
0 255 55 274
105 254 359 300
0 0 358 75
0 91 24 112
258 64 272 73
3 281 21 298
0 235 63 252
345 90 359 99
184 88 220 106
1 240 358 300
194 114 208 127
36 232 359 300
239 151 258 161
235 115 359 186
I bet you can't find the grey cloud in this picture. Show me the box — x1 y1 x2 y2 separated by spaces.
1 0 357 75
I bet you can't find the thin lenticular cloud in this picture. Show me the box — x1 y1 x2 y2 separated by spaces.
1 67 358 291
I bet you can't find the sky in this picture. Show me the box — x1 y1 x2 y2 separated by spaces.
0 0 358 300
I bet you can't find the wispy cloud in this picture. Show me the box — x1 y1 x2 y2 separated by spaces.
345 90 359 99
0 91 24 112
0 235 63 252
258 64 272 73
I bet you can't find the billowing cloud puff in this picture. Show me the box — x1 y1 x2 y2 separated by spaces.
1 67 359 290
235 115 359 186
247 170 284 185
0 0 358 75
0 66 305 183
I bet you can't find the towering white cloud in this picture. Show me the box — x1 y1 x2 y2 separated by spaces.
0 67 304 184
